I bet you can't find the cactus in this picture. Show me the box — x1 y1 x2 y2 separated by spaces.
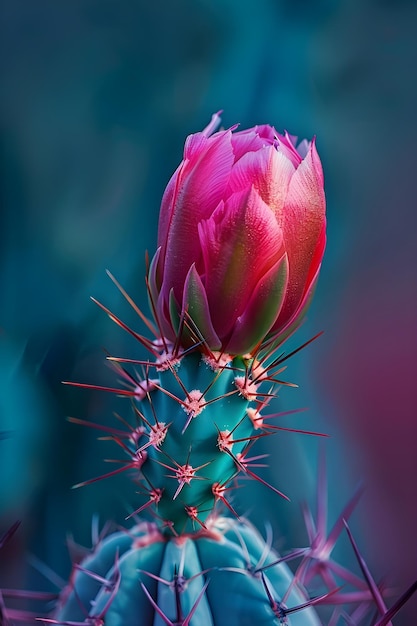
53 291 324 625
2 115 415 625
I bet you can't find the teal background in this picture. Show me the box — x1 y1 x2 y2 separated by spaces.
1 0 416 623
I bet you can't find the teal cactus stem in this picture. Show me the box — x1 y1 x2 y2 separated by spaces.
54 518 320 626
135 350 273 535
68 329 295 537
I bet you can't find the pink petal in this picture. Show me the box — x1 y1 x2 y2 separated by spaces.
198 187 285 337
226 253 289 355
160 129 235 301
251 124 278 143
296 138 310 158
227 146 295 210
269 260 322 346
303 221 326 295
201 111 222 137
157 123 233 254
157 163 182 250
231 130 266 162
276 131 304 167
277 139 326 322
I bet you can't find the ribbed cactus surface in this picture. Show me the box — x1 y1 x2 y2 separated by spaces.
72 341 292 537
136 351 255 534
54 517 319 626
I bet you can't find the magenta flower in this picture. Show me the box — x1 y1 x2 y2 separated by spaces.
149 113 326 356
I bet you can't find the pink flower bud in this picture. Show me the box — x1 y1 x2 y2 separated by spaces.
148 114 326 356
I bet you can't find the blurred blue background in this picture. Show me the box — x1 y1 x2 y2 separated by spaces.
1 0 416 623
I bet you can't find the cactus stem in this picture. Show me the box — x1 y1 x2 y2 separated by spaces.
199 363 229 394
152 374 239 419
154 456 212 500
162 352 234 411
201 387 243 406
215 410 248 437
